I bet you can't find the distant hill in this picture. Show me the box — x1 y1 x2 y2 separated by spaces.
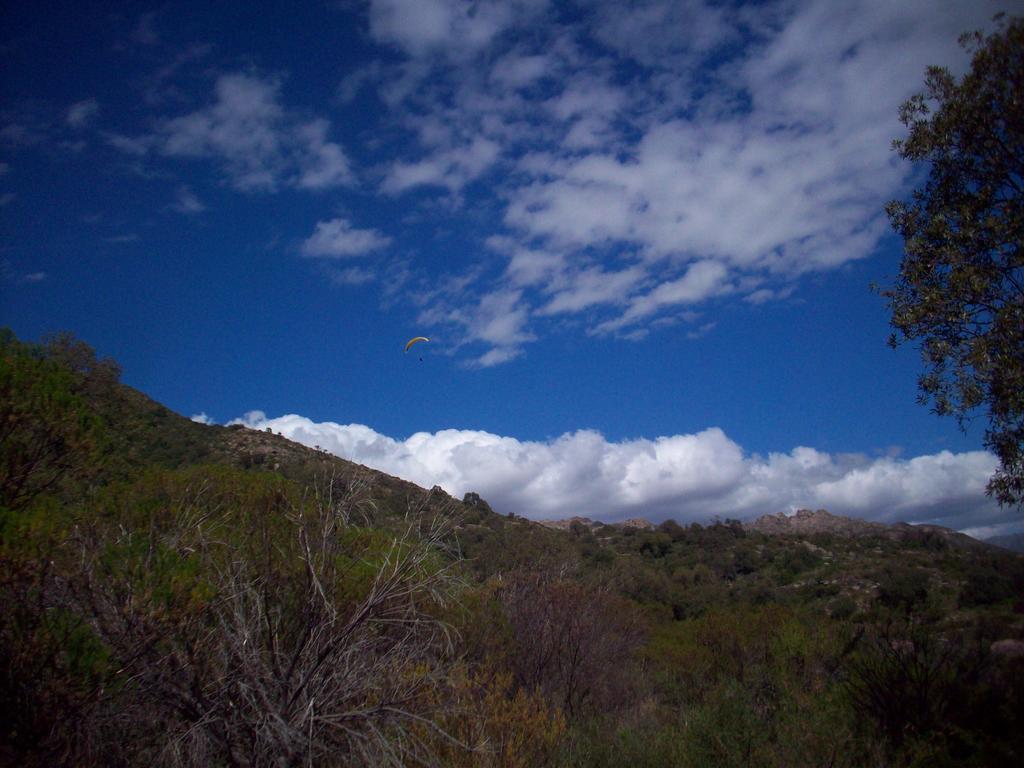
987 532 1024 553
539 516 653 531
746 508 993 552
746 508 887 537
540 508 996 553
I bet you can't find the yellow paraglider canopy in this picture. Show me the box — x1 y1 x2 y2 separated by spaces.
404 336 430 352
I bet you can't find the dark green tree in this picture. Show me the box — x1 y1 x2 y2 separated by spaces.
883 16 1023 506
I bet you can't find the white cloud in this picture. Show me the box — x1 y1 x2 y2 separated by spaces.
104 132 152 156
362 0 1008 363
538 265 646 316
159 73 288 190
172 185 205 214
111 73 354 192
368 0 541 57
227 411 1004 531
190 412 215 424
57 0 1009 369
330 266 376 286
295 119 354 189
475 345 523 367
66 98 100 128
302 218 392 257
590 0 740 70
382 136 500 194
442 287 536 366
490 53 552 89
596 260 731 334
369 0 467 54
131 11 160 46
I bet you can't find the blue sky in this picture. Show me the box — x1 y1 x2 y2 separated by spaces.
2 0 1021 535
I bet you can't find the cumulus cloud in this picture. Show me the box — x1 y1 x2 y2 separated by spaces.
302 218 392 257
228 411 1005 533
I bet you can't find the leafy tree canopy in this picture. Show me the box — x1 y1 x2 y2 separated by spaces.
884 15 1024 507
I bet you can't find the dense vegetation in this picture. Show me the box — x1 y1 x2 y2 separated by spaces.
2 330 1023 766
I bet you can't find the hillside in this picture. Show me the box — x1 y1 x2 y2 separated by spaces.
988 533 1024 553
3 330 1024 768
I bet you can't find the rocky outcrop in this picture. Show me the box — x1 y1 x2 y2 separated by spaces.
538 516 653 531
462 492 494 515
747 509 887 537
619 518 655 530
539 516 602 531
747 509 994 552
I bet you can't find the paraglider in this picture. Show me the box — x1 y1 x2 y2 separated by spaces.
404 336 429 352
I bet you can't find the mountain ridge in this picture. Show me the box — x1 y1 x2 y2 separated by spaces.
538 508 999 552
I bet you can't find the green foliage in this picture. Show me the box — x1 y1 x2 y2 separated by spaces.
2 458 467 765
882 16 1024 506
774 544 822 583
0 329 105 510
958 556 1021 607
876 565 931 613
844 616 1024 766
557 720 687 768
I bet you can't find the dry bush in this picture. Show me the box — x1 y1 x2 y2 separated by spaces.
64 470 468 767
497 571 646 718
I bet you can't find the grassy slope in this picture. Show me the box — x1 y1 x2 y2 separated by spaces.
86 369 1024 625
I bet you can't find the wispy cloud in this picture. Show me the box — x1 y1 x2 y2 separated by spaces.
131 11 161 46
172 185 205 214
230 410 1007 534
65 98 100 129
302 217 392 257
329 266 376 286
381 136 500 195
358 0 1005 363
46 0 1006 368
368 0 542 58
112 72 354 192
441 287 536 366
1 260 46 285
